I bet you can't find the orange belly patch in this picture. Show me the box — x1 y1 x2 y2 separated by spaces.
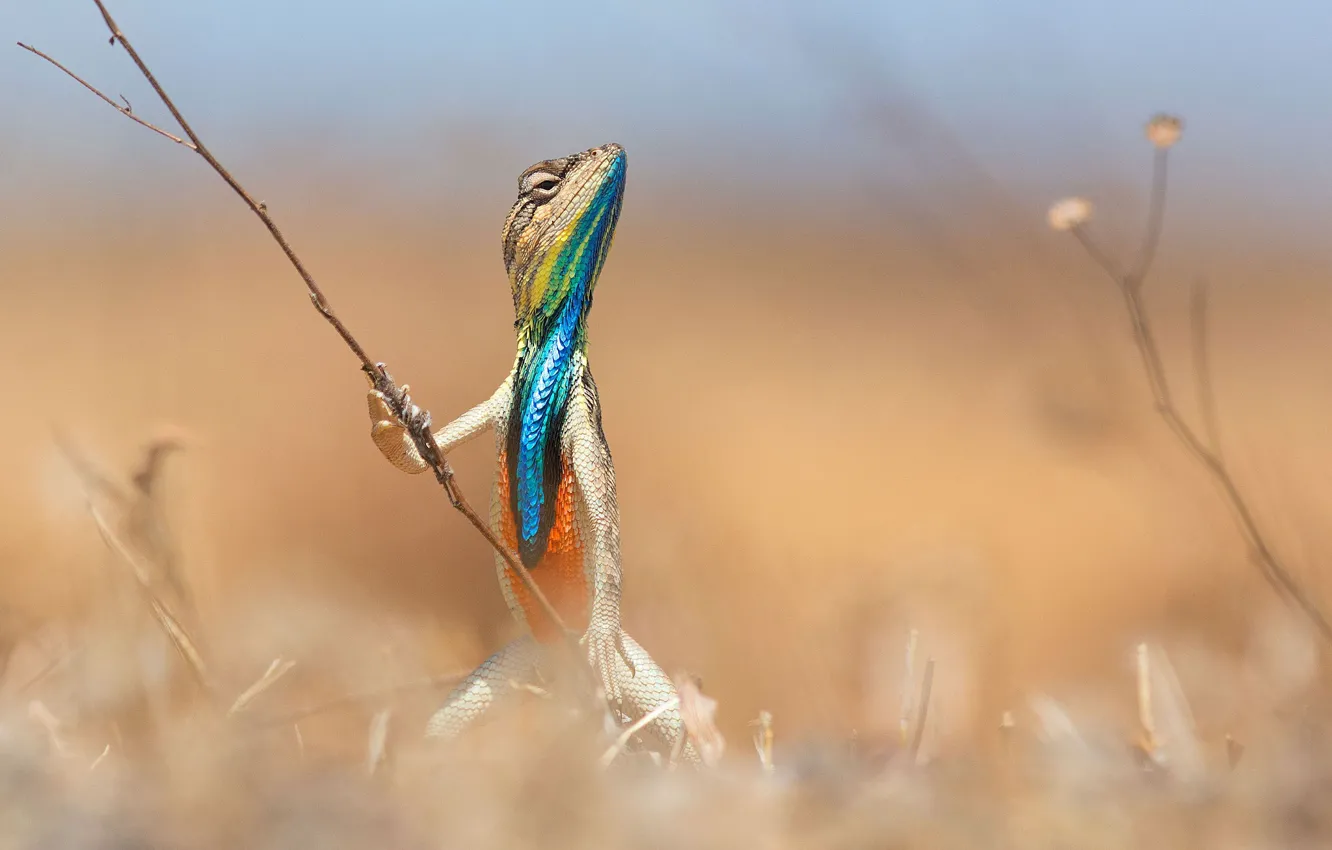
496 450 589 643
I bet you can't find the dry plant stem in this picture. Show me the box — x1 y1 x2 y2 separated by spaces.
1136 643 1157 754
15 650 77 696
899 628 918 744
19 0 575 648
752 710 775 774
87 505 215 699
228 658 297 715
1190 280 1222 458
88 744 112 773
908 657 935 761
16 42 191 147
1068 150 1332 644
1129 148 1169 287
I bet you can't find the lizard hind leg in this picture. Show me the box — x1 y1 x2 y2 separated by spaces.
425 635 543 739
615 631 700 764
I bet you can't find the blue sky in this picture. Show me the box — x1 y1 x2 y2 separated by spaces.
5 0 1332 209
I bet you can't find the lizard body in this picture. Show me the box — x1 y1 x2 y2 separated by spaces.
367 143 691 758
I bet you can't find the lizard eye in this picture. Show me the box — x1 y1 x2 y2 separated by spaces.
525 170 562 201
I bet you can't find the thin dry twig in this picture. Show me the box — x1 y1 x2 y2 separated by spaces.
17 42 192 147
1059 123 1332 645
18 1 577 650
599 696 680 768
1128 147 1170 289
1189 279 1222 459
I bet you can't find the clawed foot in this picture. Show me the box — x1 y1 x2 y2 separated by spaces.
366 364 437 474
583 624 637 709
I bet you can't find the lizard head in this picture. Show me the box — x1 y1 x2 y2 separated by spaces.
501 143 626 350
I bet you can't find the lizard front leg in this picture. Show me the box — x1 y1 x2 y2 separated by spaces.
562 376 630 708
564 377 697 762
366 371 514 473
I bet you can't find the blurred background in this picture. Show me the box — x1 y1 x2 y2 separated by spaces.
2 0 1332 766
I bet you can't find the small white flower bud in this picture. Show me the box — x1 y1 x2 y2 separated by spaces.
1145 114 1183 149
1047 197 1093 231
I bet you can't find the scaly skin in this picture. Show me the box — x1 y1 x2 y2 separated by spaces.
367 143 693 759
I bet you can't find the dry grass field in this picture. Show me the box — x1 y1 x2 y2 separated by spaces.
4 70 1332 844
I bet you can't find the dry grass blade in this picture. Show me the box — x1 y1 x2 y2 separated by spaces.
899 628 919 744
14 649 79 696
599 697 680 768
908 657 935 763
367 708 392 776
88 744 112 773
28 700 71 757
50 428 132 510
1135 642 1158 756
1225 733 1245 770
229 658 297 716
87 504 213 698
1029 694 1084 748
1145 644 1203 782
751 710 775 774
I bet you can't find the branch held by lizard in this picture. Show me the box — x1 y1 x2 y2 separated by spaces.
17 1 580 654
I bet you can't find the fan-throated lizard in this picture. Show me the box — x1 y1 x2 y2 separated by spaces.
366 143 693 759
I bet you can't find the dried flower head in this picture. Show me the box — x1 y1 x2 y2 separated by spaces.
1146 114 1183 149
675 672 725 767
1047 197 1093 232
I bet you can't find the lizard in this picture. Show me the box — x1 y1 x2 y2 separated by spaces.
365 142 694 760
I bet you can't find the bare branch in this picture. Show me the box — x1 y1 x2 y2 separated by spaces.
1062 137 1332 645
20 1 577 648
1128 148 1169 289
16 42 193 148
1190 279 1223 458
1070 221 1129 284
